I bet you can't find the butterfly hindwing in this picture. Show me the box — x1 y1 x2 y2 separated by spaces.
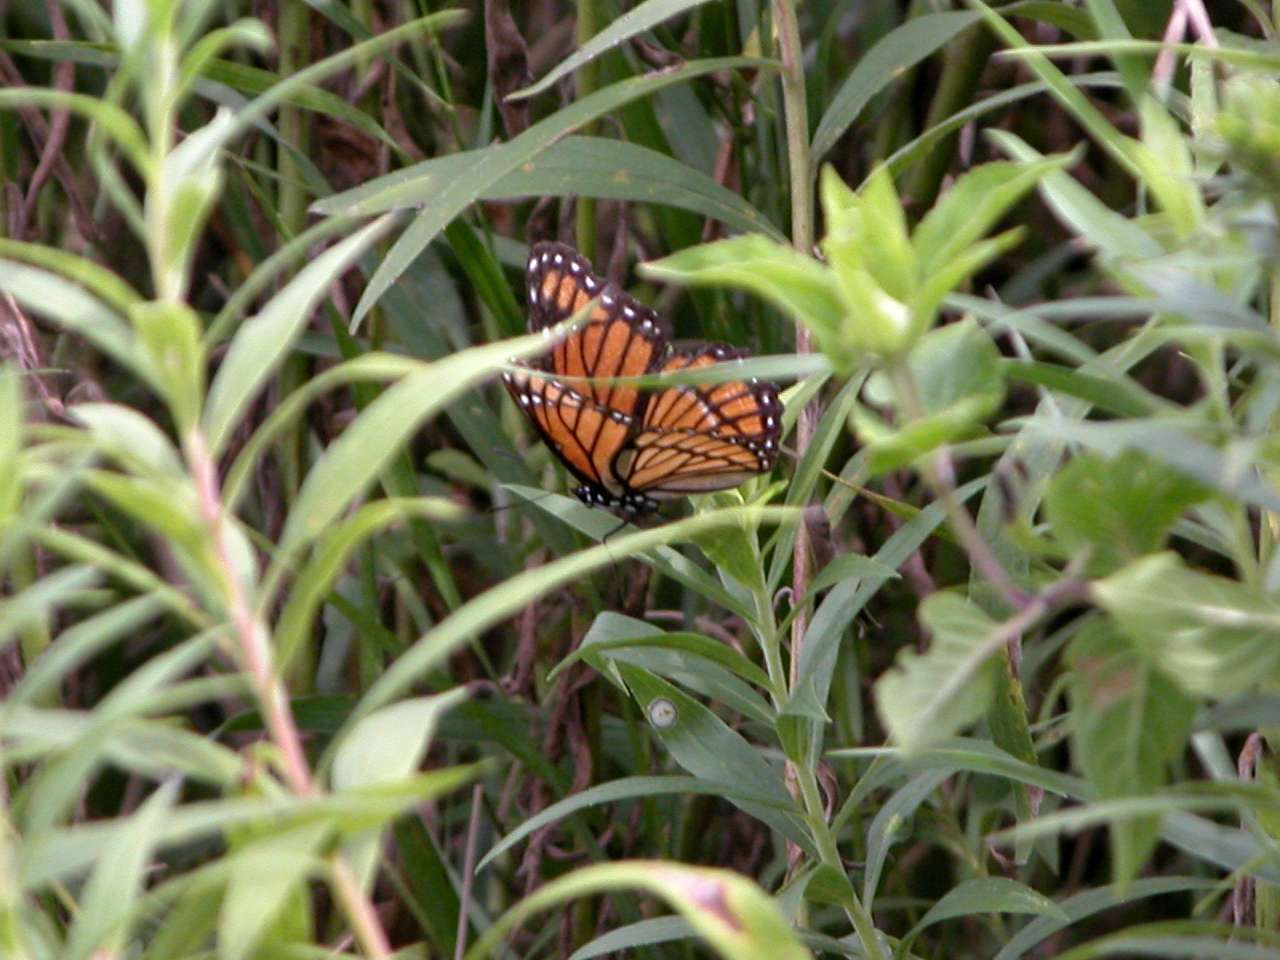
617 344 782 498
507 243 781 515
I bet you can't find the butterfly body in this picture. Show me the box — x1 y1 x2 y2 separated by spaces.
503 242 781 517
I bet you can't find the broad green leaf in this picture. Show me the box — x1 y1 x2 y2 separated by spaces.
1044 451 1207 575
811 11 983 163
330 686 471 890
345 56 775 326
204 216 393 452
510 0 718 99
875 593 1002 752
856 320 1005 473
1067 618 1195 887
1132 95 1203 238
1094 553 1280 697
614 663 810 850
331 689 469 793
641 236 845 363
821 164 913 303
561 612 772 691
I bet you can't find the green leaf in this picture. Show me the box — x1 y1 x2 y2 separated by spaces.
277 332 545 555
1132 95 1203 239
203 216 393 453
875 593 1003 752
272 497 462 667
129 301 204 432
613 663 810 850
0 237 142 314
1094 552 1280 697
331 689 469 793
797 478 986 727
70 403 184 476
913 154 1076 276
1044 451 1207 575
0 259 147 387
344 56 775 326
568 614 774 725
63 780 178 960
218 822 328 960
342 505 797 738
510 0 719 99
331 689 471 889
993 877 1220 960
1067 618 1195 888
912 876 1068 935
640 236 847 365
856 320 1005 473
0 566 100 656
821 165 913 302
864 770 950 907
468 862 813 960
1003 359 1159 418
811 11 983 163
987 130 1161 259
479 776 777 873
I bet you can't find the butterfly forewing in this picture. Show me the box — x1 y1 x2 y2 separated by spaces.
506 243 781 514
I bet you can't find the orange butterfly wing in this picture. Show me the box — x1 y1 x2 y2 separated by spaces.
617 344 781 498
504 243 666 501
505 243 781 514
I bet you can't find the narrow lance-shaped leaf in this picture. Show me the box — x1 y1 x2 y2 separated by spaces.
204 215 394 453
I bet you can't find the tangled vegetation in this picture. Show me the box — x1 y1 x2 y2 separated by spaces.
3 1 1280 958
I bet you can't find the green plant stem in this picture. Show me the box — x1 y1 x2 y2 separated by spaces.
770 7 885 954
772 0 818 684
575 0 600 258
187 429 392 958
794 760 886 960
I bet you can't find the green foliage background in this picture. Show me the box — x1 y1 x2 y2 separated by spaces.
3 0 1280 957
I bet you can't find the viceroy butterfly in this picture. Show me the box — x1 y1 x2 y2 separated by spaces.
502 242 782 516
